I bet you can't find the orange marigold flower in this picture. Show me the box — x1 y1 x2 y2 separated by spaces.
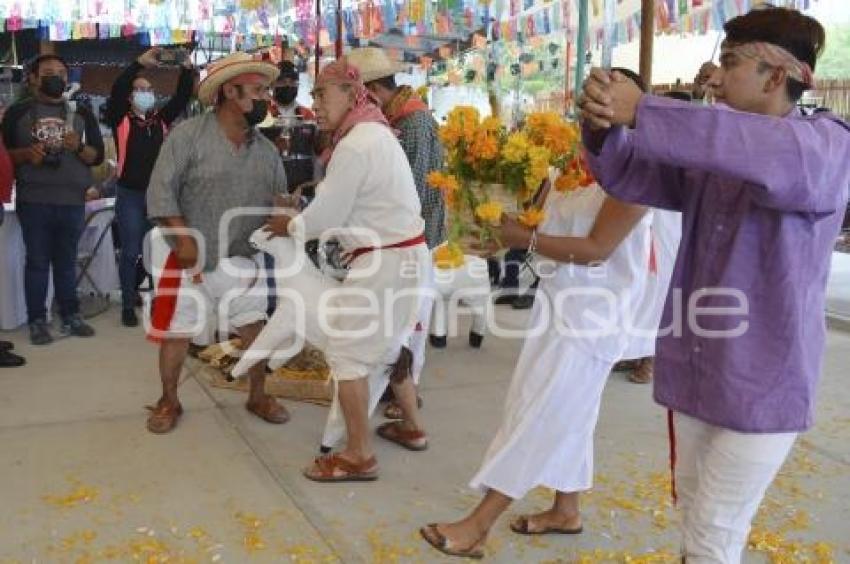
469 131 500 162
427 171 459 192
555 172 580 192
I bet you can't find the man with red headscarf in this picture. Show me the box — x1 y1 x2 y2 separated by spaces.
347 47 446 418
264 58 429 482
144 52 290 434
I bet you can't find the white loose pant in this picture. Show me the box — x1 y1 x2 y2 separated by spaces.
408 262 436 385
672 412 797 564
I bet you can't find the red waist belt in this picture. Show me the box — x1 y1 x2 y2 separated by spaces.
349 233 426 261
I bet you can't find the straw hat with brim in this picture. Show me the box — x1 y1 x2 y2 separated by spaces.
198 52 280 106
346 47 407 84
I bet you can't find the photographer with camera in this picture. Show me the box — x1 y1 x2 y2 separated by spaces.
105 47 194 327
1 54 104 345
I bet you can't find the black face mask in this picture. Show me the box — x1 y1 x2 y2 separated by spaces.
40 76 66 99
274 86 298 106
243 99 268 127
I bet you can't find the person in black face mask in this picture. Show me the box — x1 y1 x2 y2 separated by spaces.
266 60 318 198
105 47 195 328
270 61 315 121
1 54 105 345
142 52 291 435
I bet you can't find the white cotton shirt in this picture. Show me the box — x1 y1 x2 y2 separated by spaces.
288 122 425 251
622 208 682 360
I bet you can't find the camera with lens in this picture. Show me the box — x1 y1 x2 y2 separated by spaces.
32 116 68 169
157 48 190 65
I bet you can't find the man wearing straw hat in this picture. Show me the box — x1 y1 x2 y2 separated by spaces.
144 52 291 434
347 47 445 250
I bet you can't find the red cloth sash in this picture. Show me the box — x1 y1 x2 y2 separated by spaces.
349 233 426 262
668 409 678 504
147 251 183 344
649 230 658 275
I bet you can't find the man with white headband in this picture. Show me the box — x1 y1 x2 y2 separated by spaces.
579 7 849 563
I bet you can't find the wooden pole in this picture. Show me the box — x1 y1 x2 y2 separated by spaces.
573 0 588 104
565 39 572 113
314 0 321 76
564 0 572 114
639 0 655 89
601 0 616 69
335 0 343 59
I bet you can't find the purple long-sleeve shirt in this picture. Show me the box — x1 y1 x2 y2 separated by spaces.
584 96 850 433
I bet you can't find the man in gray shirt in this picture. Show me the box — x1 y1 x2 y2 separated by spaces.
2 54 105 345
144 52 290 434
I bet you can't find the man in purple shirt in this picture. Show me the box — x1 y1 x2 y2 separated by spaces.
580 7 849 563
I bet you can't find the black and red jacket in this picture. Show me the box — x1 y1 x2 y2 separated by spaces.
104 62 194 191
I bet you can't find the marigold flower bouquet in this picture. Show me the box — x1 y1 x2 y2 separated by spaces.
428 107 594 258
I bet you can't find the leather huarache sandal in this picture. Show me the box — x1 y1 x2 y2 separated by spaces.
376 421 429 451
145 400 183 434
246 396 290 424
303 454 379 483
509 514 583 536
420 524 485 559
628 357 654 384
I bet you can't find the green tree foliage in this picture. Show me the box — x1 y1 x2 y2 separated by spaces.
817 25 850 79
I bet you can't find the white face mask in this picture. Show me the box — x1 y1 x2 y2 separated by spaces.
132 91 156 113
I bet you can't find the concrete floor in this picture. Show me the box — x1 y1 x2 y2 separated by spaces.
1 307 848 563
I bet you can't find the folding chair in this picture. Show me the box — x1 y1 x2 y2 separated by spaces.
75 204 116 318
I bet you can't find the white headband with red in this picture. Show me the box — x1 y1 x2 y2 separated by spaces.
723 41 815 89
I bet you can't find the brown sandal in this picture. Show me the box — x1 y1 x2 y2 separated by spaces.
628 357 654 384
246 396 290 424
303 454 379 482
376 421 429 451
509 515 583 536
145 400 183 434
420 524 485 559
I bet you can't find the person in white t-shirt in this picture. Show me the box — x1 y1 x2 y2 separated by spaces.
263 58 430 482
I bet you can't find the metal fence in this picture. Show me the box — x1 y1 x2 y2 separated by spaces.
653 79 850 120
810 79 850 120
